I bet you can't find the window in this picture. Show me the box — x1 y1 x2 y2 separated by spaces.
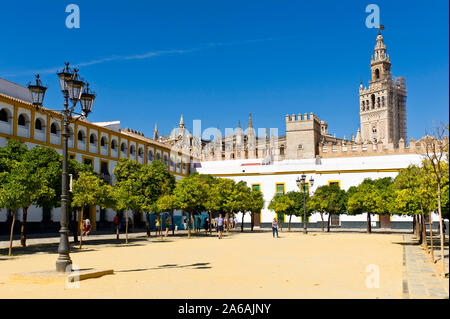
111 140 117 150
300 182 310 195
377 97 380 108
371 94 376 109
170 157 175 170
100 137 107 147
280 145 285 155
50 123 58 135
121 143 126 153
90 134 96 145
156 152 161 161
78 131 84 141
0 109 8 122
382 96 385 107
375 68 380 79
372 126 377 134
130 145 135 155
35 118 43 130
328 181 340 188
163 154 168 167
252 184 260 192
83 158 93 167
298 144 303 149
100 161 109 175
18 114 26 126
138 147 143 157
148 150 154 161
276 183 285 196
176 159 181 170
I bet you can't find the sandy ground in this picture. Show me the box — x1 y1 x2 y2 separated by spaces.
0 230 404 299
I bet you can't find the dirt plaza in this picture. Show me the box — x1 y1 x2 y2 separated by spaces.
0 230 437 299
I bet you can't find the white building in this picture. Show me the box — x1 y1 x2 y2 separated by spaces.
194 154 440 229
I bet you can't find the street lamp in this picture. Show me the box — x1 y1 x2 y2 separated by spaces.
28 74 47 109
28 63 95 272
296 174 314 234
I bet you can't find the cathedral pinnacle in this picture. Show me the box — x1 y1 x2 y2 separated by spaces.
179 114 185 128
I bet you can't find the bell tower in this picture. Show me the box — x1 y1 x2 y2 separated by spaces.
359 27 407 146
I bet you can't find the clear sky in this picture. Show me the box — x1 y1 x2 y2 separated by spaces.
1 0 448 140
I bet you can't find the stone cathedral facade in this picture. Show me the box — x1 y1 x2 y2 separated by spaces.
160 30 408 162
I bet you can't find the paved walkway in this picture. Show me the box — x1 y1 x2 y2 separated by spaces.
403 234 449 299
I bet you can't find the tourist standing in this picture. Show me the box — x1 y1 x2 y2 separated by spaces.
165 215 170 238
183 216 187 231
155 216 161 237
113 215 119 238
217 214 224 239
204 218 209 234
272 218 279 238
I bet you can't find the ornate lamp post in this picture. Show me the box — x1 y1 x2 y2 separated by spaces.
28 63 95 272
296 174 314 234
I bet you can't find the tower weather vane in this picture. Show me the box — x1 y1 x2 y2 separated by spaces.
378 24 385 34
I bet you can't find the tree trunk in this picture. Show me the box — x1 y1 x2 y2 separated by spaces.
412 215 416 236
320 212 324 232
226 213 230 233
125 211 129 244
436 182 445 275
250 212 254 231
72 208 78 243
79 209 84 249
418 214 423 245
428 211 434 263
171 209 175 236
20 207 28 247
188 212 192 238
241 213 244 232
327 213 331 232
367 213 372 234
8 210 16 256
288 214 292 232
420 208 427 252
145 212 150 237
209 211 212 235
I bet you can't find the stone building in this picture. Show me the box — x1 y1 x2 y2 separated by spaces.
359 30 407 146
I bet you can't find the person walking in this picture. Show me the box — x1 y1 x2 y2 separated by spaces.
183 216 187 231
204 218 209 234
155 216 161 237
82 218 91 237
164 215 170 238
113 215 119 239
217 214 224 239
272 218 279 238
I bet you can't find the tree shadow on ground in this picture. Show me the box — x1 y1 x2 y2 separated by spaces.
116 262 212 273
0 243 98 258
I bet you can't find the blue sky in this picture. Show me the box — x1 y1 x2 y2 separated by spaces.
1 0 448 140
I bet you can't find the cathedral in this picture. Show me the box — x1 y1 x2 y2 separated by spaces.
158 29 408 163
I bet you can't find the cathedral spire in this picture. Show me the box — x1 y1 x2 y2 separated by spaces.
153 123 159 140
248 113 253 128
179 114 185 128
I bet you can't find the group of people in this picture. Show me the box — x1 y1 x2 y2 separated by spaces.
180 214 239 239
154 215 171 238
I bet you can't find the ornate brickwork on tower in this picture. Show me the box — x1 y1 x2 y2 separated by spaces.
359 30 407 146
